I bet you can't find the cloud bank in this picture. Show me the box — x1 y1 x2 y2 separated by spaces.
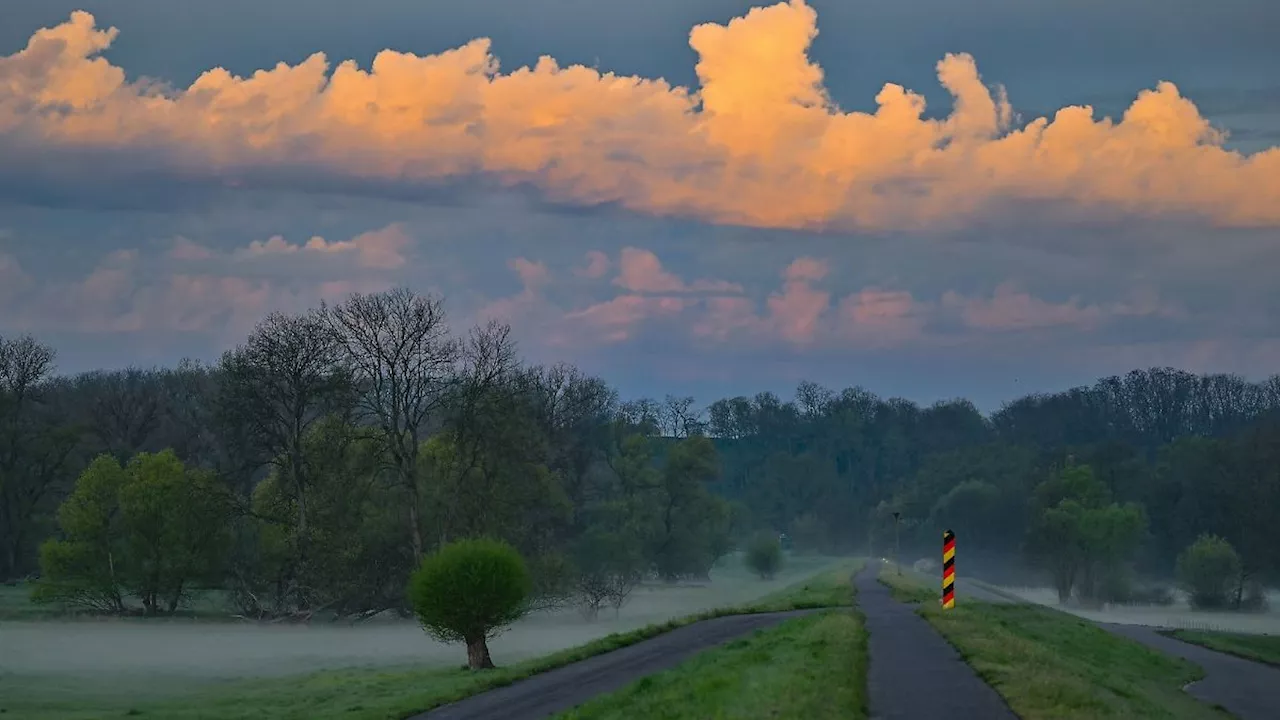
2 1 1278 231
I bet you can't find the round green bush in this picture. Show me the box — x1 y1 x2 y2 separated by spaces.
1176 534 1242 610
745 530 784 580
407 538 532 669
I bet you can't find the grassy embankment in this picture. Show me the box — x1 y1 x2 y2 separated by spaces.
1168 629 1280 668
554 561 868 720
556 610 866 720
0 557 862 720
877 567 1230 719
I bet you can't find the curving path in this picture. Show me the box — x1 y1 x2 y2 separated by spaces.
412 609 819 720
856 565 1018 720
960 572 1280 719
1101 623 1280 720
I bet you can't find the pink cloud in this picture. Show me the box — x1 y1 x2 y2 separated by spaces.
764 258 831 344
836 288 927 347
613 247 742 294
564 295 689 343
574 250 611 279
509 257 549 289
237 224 412 269
168 236 215 261
943 283 1103 331
1 243 390 338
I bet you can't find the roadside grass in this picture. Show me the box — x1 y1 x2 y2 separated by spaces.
878 569 1229 719
554 610 868 720
1168 629 1280 667
0 558 862 720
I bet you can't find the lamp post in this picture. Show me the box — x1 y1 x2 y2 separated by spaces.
892 511 902 575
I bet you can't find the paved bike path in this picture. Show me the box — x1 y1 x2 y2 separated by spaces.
855 564 1018 720
1102 623 1280 720
413 609 818 720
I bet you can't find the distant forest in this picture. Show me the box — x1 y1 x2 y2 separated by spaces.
2 287 1277 618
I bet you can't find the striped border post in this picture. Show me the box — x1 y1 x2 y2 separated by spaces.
942 529 956 609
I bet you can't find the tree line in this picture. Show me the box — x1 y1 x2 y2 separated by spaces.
2 288 1278 618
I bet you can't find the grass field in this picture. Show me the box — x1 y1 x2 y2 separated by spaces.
1169 629 1280 667
878 570 1230 719
0 558 861 720
554 610 867 720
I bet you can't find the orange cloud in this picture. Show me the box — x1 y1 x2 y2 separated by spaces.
4 4 1278 231
236 224 411 269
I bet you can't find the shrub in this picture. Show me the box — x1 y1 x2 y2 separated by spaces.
407 538 532 669
745 531 784 580
1176 534 1242 610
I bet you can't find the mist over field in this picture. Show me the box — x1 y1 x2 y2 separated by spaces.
1000 585 1280 635
1 558 836 682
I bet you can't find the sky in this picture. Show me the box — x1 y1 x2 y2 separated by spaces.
1 0 1278 411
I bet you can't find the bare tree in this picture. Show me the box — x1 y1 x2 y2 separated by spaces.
323 288 460 557
662 395 704 438
0 335 62 579
217 310 351 541
67 368 165 460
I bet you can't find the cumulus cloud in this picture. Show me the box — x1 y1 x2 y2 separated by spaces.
574 250 611 279
613 247 742 294
235 224 411 269
2 3 1278 230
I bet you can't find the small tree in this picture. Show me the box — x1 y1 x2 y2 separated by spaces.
745 531 783 580
1177 534 1242 610
408 538 531 670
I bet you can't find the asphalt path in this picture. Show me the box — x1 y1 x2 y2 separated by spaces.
412 608 820 720
856 564 1019 720
1101 623 1280 720
906 564 1280 719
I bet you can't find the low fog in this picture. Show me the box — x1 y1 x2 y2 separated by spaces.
1000 585 1280 635
1 559 835 683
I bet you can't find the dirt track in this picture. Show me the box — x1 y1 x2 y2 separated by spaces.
412 609 819 720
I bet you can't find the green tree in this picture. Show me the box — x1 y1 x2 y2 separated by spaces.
745 530 783 580
1028 465 1147 606
407 538 532 670
648 436 726 581
35 451 230 614
118 451 232 613
1177 534 1242 610
32 455 129 611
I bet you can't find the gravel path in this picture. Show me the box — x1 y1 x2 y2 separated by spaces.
1101 623 1280 720
412 609 819 720
855 564 1018 720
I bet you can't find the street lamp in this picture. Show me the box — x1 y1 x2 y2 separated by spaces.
892 511 902 575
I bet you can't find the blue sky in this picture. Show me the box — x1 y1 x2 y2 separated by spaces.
1 0 1278 411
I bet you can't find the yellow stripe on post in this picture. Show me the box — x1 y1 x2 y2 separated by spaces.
942 529 956 610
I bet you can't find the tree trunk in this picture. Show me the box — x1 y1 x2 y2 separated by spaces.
466 635 495 670
167 580 185 613
408 501 424 557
